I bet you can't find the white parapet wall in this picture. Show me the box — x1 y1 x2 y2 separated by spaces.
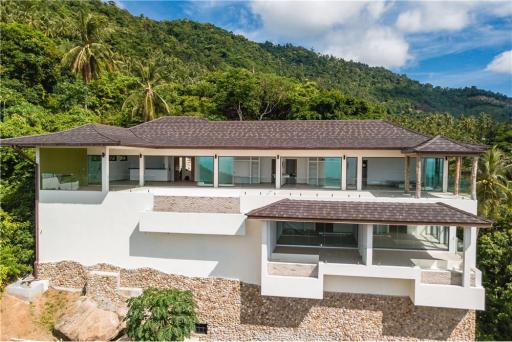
140 212 246 235
39 192 262 284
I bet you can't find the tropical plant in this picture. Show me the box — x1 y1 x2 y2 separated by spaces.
61 11 116 84
125 288 197 341
122 59 170 122
477 146 512 219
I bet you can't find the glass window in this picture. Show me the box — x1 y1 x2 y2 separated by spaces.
307 157 341 189
346 157 358 190
40 148 99 191
276 221 358 247
422 158 443 191
362 157 404 190
219 157 234 186
196 156 213 186
373 225 449 250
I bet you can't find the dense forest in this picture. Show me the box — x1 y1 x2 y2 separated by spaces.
0 0 511 340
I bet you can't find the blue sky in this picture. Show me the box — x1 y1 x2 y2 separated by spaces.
117 0 512 96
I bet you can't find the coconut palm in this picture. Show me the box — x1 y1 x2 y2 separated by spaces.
122 59 170 122
61 11 116 84
477 146 512 219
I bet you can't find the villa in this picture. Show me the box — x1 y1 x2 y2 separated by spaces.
1 116 491 340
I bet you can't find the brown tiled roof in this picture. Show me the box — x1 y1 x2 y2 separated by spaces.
0 116 486 153
403 135 486 155
247 199 492 227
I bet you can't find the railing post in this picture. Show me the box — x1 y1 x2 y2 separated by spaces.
471 156 478 200
415 156 422 198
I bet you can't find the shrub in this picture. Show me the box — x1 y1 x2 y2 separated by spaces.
125 288 197 341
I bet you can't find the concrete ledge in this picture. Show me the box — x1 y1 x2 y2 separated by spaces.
6 280 49 301
140 211 246 235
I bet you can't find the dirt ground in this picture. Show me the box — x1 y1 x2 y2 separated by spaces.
0 288 80 341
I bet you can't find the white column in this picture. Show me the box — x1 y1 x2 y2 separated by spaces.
415 156 422 198
341 156 347 190
442 157 449 192
471 156 478 200
213 156 219 188
139 154 144 187
448 226 457 253
358 224 373 265
101 147 109 192
275 156 281 189
463 226 477 287
356 156 363 191
365 224 373 265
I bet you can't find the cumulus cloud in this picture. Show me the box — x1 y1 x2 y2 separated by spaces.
324 27 411 68
395 2 475 33
486 50 512 74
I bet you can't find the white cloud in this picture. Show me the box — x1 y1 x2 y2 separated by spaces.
396 2 474 33
324 26 411 68
486 50 512 74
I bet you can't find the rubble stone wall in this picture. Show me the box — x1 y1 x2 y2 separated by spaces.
37 261 475 341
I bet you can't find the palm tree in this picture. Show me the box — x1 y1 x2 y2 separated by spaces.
61 11 116 84
477 146 512 219
122 59 170 122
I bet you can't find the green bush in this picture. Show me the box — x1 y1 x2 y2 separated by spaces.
125 288 197 341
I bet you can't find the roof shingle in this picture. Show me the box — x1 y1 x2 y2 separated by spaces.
247 199 492 227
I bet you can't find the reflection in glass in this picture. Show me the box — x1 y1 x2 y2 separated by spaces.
196 156 214 186
346 157 357 190
373 225 449 250
276 221 358 247
307 157 341 189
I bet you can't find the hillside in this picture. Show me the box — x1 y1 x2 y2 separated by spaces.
1 0 510 121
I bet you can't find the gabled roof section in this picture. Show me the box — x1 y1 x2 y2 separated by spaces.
247 199 492 227
402 135 487 155
0 123 145 147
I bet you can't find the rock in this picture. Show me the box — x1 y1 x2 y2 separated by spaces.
54 297 122 341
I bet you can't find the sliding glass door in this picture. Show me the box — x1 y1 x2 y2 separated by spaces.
276 221 358 247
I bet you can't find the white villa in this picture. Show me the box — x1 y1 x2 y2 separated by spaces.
1 116 491 340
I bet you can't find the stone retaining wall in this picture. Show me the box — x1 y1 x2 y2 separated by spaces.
37 261 475 341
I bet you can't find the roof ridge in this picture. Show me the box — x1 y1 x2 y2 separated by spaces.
246 198 290 216
90 124 121 143
382 120 431 140
410 134 442 150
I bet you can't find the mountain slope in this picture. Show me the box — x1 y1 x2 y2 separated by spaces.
2 0 511 121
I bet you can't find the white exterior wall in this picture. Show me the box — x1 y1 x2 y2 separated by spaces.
324 276 413 297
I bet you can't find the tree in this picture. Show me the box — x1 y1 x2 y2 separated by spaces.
477 146 512 219
122 59 170 122
61 11 116 84
125 288 197 341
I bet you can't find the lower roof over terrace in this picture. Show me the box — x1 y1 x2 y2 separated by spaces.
247 199 492 227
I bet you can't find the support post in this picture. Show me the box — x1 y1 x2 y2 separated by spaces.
463 226 477 287
454 156 461 196
34 148 40 277
471 156 478 200
442 157 449 192
101 147 109 192
356 156 363 191
448 226 457 253
213 155 219 188
139 154 144 187
365 224 373 265
404 156 410 193
415 156 422 198
341 156 347 190
275 156 281 189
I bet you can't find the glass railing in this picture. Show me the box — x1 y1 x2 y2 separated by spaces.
41 172 99 191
